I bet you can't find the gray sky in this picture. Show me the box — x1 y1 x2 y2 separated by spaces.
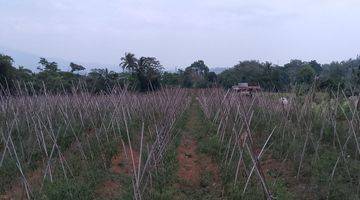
1 0 360 70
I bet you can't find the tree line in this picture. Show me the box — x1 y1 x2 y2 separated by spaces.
1 52 360 94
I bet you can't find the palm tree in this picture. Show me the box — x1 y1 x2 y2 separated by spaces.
120 53 163 91
120 53 138 72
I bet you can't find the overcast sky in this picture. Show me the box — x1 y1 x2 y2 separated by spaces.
1 0 360 70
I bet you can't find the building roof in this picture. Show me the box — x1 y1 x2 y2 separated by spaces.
232 83 261 91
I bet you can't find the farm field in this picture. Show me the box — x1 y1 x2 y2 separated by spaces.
0 88 359 199
2 0 360 199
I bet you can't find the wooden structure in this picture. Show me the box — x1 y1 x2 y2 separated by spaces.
232 83 261 94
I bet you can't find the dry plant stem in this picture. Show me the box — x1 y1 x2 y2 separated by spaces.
137 122 144 191
297 125 311 179
123 107 141 200
0 87 188 199
242 127 276 197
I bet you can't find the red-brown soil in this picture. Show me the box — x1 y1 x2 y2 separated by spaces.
94 180 121 199
177 136 201 185
111 144 140 175
259 153 316 199
201 155 221 187
176 134 221 191
95 143 140 198
2 166 43 199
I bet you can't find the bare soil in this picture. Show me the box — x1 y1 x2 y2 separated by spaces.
174 101 223 199
3 166 43 199
110 144 140 175
260 153 316 199
94 180 121 199
95 143 140 198
176 135 201 186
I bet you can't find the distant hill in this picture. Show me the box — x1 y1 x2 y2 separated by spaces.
0 46 117 72
1 47 228 74
0 47 68 71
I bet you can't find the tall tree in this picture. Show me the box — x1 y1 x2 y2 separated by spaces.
0 54 16 89
296 65 316 84
120 53 163 91
35 58 62 93
161 72 180 86
181 60 211 88
70 62 85 73
38 58 59 71
309 60 322 75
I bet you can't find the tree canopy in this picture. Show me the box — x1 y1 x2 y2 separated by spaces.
120 53 163 91
1 52 360 95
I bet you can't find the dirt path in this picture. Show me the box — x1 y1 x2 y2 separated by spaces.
174 99 223 200
176 135 201 186
95 98 225 199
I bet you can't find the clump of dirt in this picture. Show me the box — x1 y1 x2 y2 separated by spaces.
260 155 293 180
4 167 43 199
85 128 96 138
243 135 312 199
201 156 221 184
96 144 140 199
260 154 316 199
111 144 140 175
95 180 121 199
176 134 222 191
177 136 201 186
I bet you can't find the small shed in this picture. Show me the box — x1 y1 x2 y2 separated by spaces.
232 82 261 94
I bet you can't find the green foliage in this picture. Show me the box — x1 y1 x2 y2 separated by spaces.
58 132 76 150
199 171 213 187
86 68 127 93
198 134 221 159
337 100 353 120
41 178 94 200
312 149 338 185
15 66 33 82
219 60 291 91
179 60 217 88
0 158 18 193
150 149 179 199
1 52 360 94
218 152 278 200
224 182 263 200
0 54 16 90
270 180 294 200
218 57 359 93
147 102 188 199
70 62 85 73
120 53 163 92
38 58 59 72
296 65 316 84
161 72 180 86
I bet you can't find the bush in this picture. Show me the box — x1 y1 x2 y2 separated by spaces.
198 134 221 159
0 158 18 193
42 178 94 200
